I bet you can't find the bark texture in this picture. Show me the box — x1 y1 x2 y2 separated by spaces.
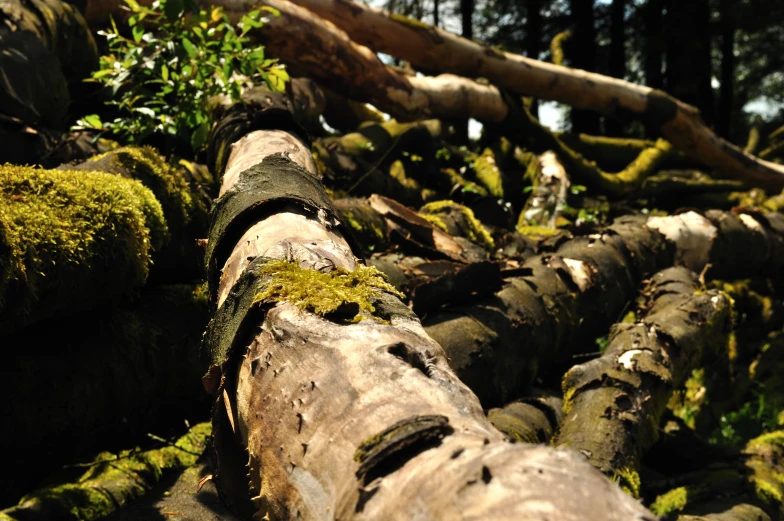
555 267 732 490
284 0 784 190
200 93 657 521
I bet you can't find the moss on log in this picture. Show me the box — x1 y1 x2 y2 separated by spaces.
0 165 166 334
0 283 210 507
555 267 732 489
0 423 211 521
65 146 212 280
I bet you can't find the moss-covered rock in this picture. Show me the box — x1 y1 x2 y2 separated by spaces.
0 165 166 334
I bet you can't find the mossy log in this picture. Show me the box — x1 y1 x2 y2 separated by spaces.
198 92 657 520
554 267 732 493
511 104 674 196
313 119 444 207
64 145 212 280
0 284 210 507
0 0 97 131
285 0 784 191
0 423 211 521
0 164 166 334
320 86 386 133
424 209 784 406
557 133 702 172
646 430 784 520
488 395 563 444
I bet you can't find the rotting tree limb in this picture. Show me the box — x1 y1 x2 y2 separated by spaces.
199 91 657 520
554 267 732 493
284 0 784 191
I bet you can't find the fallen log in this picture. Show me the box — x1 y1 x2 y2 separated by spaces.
0 164 166 334
554 267 732 494
0 422 211 521
199 91 657 520
0 284 210 508
286 0 784 191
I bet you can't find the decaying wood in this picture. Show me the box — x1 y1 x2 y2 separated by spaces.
283 0 784 191
555 267 732 489
200 93 657 520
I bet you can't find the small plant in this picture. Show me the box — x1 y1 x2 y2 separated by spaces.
76 0 288 151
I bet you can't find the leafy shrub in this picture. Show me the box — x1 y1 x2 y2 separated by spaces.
76 0 288 151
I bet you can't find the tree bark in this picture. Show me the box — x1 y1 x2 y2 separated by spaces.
199 92 657 521
424 209 784 406
280 0 784 191
555 267 732 492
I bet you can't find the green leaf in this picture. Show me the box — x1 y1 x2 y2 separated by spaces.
82 114 103 129
190 121 209 150
132 24 144 43
181 37 196 58
265 67 289 92
260 5 280 16
161 64 169 82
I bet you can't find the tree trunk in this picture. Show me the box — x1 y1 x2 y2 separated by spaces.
606 0 626 136
567 0 601 135
642 0 664 90
199 90 657 521
460 0 474 40
525 0 542 119
279 0 784 191
717 0 736 139
664 0 715 126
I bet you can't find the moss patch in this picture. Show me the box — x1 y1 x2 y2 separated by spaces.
254 260 404 322
473 148 505 198
613 467 641 499
650 486 689 516
420 200 495 250
1 423 210 521
0 165 165 324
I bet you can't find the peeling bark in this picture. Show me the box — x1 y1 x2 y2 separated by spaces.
554 267 732 488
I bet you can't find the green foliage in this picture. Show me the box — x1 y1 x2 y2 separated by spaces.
76 0 288 151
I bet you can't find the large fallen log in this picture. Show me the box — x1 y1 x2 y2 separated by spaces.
284 0 784 191
198 92 657 520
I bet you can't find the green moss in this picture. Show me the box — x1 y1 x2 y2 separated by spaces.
420 200 495 250
2 423 210 521
441 168 488 196
550 30 572 66
389 12 433 30
84 146 198 236
419 212 449 232
389 160 421 191
650 486 689 516
254 260 404 322
516 225 562 238
473 148 505 198
613 467 641 499
0 165 165 312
